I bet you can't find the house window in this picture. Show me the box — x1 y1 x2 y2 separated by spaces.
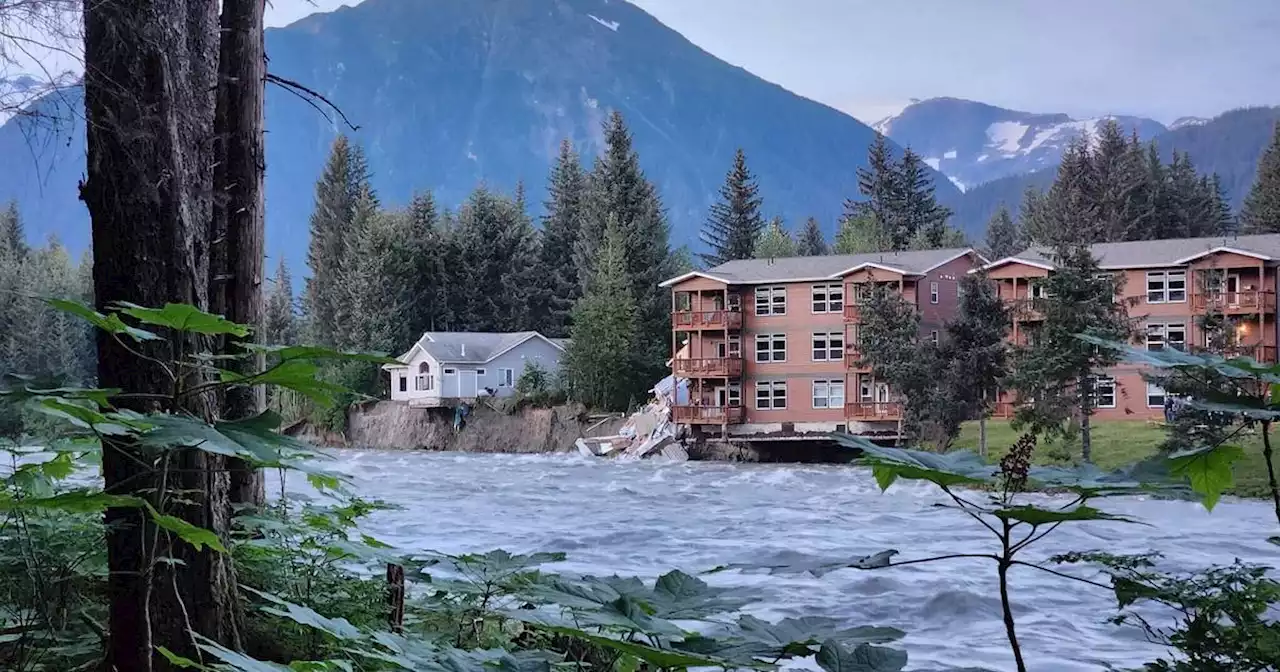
1030 281 1051 299
755 334 786 363
476 368 487 376
929 330 939 345
399 375 407 392
812 380 845 409
755 381 787 410
727 335 741 358
755 286 787 315
811 331 844 361
727 384 741 407
674 292 692 311
416 362 432 391
1093 376 1116 408
1147 270 1187 304
1147 382 1166 408
498 368 514 387
811 283 844 313
1146 323 1187 351
930 281 939 304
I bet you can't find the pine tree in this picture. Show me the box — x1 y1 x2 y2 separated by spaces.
1091 122 1150 241
984 205 1024 259
403 191 451 336
753 217 796 259
699 148 764 266
898 148 953 248
848 133 903 247
537 139 587 337
0 201 26 258
564 215 641 411
453 186 539 332
833 212 890 254
941 272 1010 456
1241 122 1280 234
349 208 415 353
263 257 298 346
1023 137 1101 245
796 217 828 256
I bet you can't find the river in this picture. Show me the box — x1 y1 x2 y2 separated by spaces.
310 450 1278 672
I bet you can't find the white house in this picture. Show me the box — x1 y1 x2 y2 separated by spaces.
382 331 568 407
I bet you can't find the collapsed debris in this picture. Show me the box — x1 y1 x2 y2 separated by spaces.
575 373 689 461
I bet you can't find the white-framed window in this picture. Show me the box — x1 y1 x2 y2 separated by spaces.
811 331 844 361
755 334 786 363
930 281 939 304
1093 376 1116 408
416 362 432 391
727 384 741 407
399 375 407 392
1147 270 1187 304
755 381 787 410
1145 322 1187 351
498 368 514 387
444 368 457 374
476 368 487 376
727 334 741 358
1147 382 1166 408
811 283 844 313
755 286 787 315
812 380 845 409
929 330 939 345
1031 281 1051 299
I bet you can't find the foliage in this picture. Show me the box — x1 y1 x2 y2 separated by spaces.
796 217 829 256
700 148 765 266
832 212 890 255
451 186 540 332
844 135 952 251
983 205 1024 260
938 273 1011 455
752 217 796 259
537 139 587 338
515 362 550 397
1241 121 1280 234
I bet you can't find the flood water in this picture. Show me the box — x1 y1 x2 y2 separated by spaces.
310 450 1278 671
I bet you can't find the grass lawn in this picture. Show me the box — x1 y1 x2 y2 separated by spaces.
952 419 1276 499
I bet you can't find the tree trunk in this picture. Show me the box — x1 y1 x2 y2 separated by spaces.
1080 408 1092 463
211 0 268 508
979 388 988 458
82 0 241 668
1262 421 1280 528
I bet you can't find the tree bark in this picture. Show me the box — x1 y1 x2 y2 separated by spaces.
82 0 241 668
211 0 268 508
1080 408 1092 463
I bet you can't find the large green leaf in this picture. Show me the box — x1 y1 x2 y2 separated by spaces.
245 344 401 366
45 298 161 341
0 490 145 513
145 503 228 553
115 302 250 337
648 569 755 618
708 549 897 577
831 435 995 489
34 398 136 436
815 639 908 672
223 359 348 406
1080 334 1280 382
992 505 1140 525
734 615 903 656
242 586 363 641
1181 398 1280 420
517 622 728 669
1168 444 1245 510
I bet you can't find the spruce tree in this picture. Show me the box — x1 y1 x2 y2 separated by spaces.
1241 121 1280 234
403 191 450 336
898 148 953 248
564 215 641 411
699 148 764 266
1091 122 1150 241
1022 137 1101 245
796 217 829 256
984 205 1024 259
349 208 414 353
848 133 902 247
833 212 890 254
263 257 298 346
0 201 25 258
537 139 587 337
453 186 539 332
941 272 1010 456
753 217 796 259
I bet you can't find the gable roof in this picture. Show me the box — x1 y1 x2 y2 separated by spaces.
385 331 565 368
986 234 1280 272
659 248 980 287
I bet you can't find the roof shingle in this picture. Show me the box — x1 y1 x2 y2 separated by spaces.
663 247 977 285
1000 234 1280 270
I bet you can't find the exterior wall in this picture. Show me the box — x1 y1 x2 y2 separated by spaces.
478 338 564 396
387 337 564 401
918 256 972 338
388 348 443 403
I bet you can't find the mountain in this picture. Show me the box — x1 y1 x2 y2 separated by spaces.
875 97 1167 190
0 0 957 269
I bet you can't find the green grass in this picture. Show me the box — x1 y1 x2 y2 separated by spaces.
953 419 1276 499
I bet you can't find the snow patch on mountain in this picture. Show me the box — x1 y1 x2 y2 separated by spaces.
924 157 941 170
1170 116 1209 130
588 14 620 31
944 149 957 159
987 121 1029 155
948 176 966 192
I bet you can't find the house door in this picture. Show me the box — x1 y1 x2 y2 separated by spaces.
874 383 890 403
1227 274 1241 305
460 370 479 398
442 368 458 397
713 387 726 407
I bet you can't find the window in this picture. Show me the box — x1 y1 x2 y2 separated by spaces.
1093 376 1116 408
399 375 407 392
811 331 844 361
674 292 692 311
755 381 787 410
727 335 741 358
1147 382 1166 408
1031 281 1051 299
812 380 845 409
727 384 741 407
415 362 432 391
755 286 786 315
755 334 786 363
476 368 487 376
444 368 456 375
498 368 514 387
1146 323 1187 351
929 330 939 345
1147 270 1187 304
930 281 939 304
811 283 844 313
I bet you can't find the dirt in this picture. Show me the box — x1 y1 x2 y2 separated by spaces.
288 400 626 453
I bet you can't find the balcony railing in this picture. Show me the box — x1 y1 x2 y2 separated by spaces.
672 357 744 377
845 402 903 420
1220 345 1278 363
1005 297 1044 320
843 304 861 322
844 344 869 369
672 309 743 330
672 405 745 424
1192 291 1277 312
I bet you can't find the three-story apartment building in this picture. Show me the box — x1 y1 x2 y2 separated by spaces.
660 248 983 438
982 234 1280 420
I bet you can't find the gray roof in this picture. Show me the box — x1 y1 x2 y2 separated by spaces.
1002 234 1280 270
662 247 977 285
393 331 563 365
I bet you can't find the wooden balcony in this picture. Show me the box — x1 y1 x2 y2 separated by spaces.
672 405 745 425
672 357 744 378
1192 291 1277 313
844 344 870 370
1219 344 1278 363
1005 298 1044 321
672 309 743 330
843 304 861 322
846 402 903 421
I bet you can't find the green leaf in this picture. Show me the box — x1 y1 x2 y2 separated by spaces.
1168 444 1245 510
522 622 726 669
145 503 227 553
45 298 161 341
831 435 995 488
115 302 250 337
241 586 363 641
156 646 212 670
0 490 145 513
245 344 401 365
35 398 135 436
39 452 77 480
815 639 908 672
993 505 1140 525
735 615 902 656
224 359 348 406
648 569 755 618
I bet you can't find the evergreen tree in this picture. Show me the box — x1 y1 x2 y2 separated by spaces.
833 212 890 254
0 201 26 258
984 205 1025 259
263 257 297 346
564 216 641 410
1023 137 1101 245
453 186 539 332
403 191 451 336
941 272 1011 456
334 186 381 349
699 148 764 266
1006 241 1131 462
350 208 415 354
1241 122 1280 234
537 139 587 337
668 245 696 276
906 224 966 250
848 134 903 247
753 217 796 258
898 148 954 248
1091 122 1151 241
796 217 829 256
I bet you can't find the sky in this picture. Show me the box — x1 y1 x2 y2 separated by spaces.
8 0 1280 125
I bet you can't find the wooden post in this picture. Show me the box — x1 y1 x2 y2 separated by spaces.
386 563 405 634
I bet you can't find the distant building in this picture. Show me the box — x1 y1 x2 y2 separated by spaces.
382 331 567 407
